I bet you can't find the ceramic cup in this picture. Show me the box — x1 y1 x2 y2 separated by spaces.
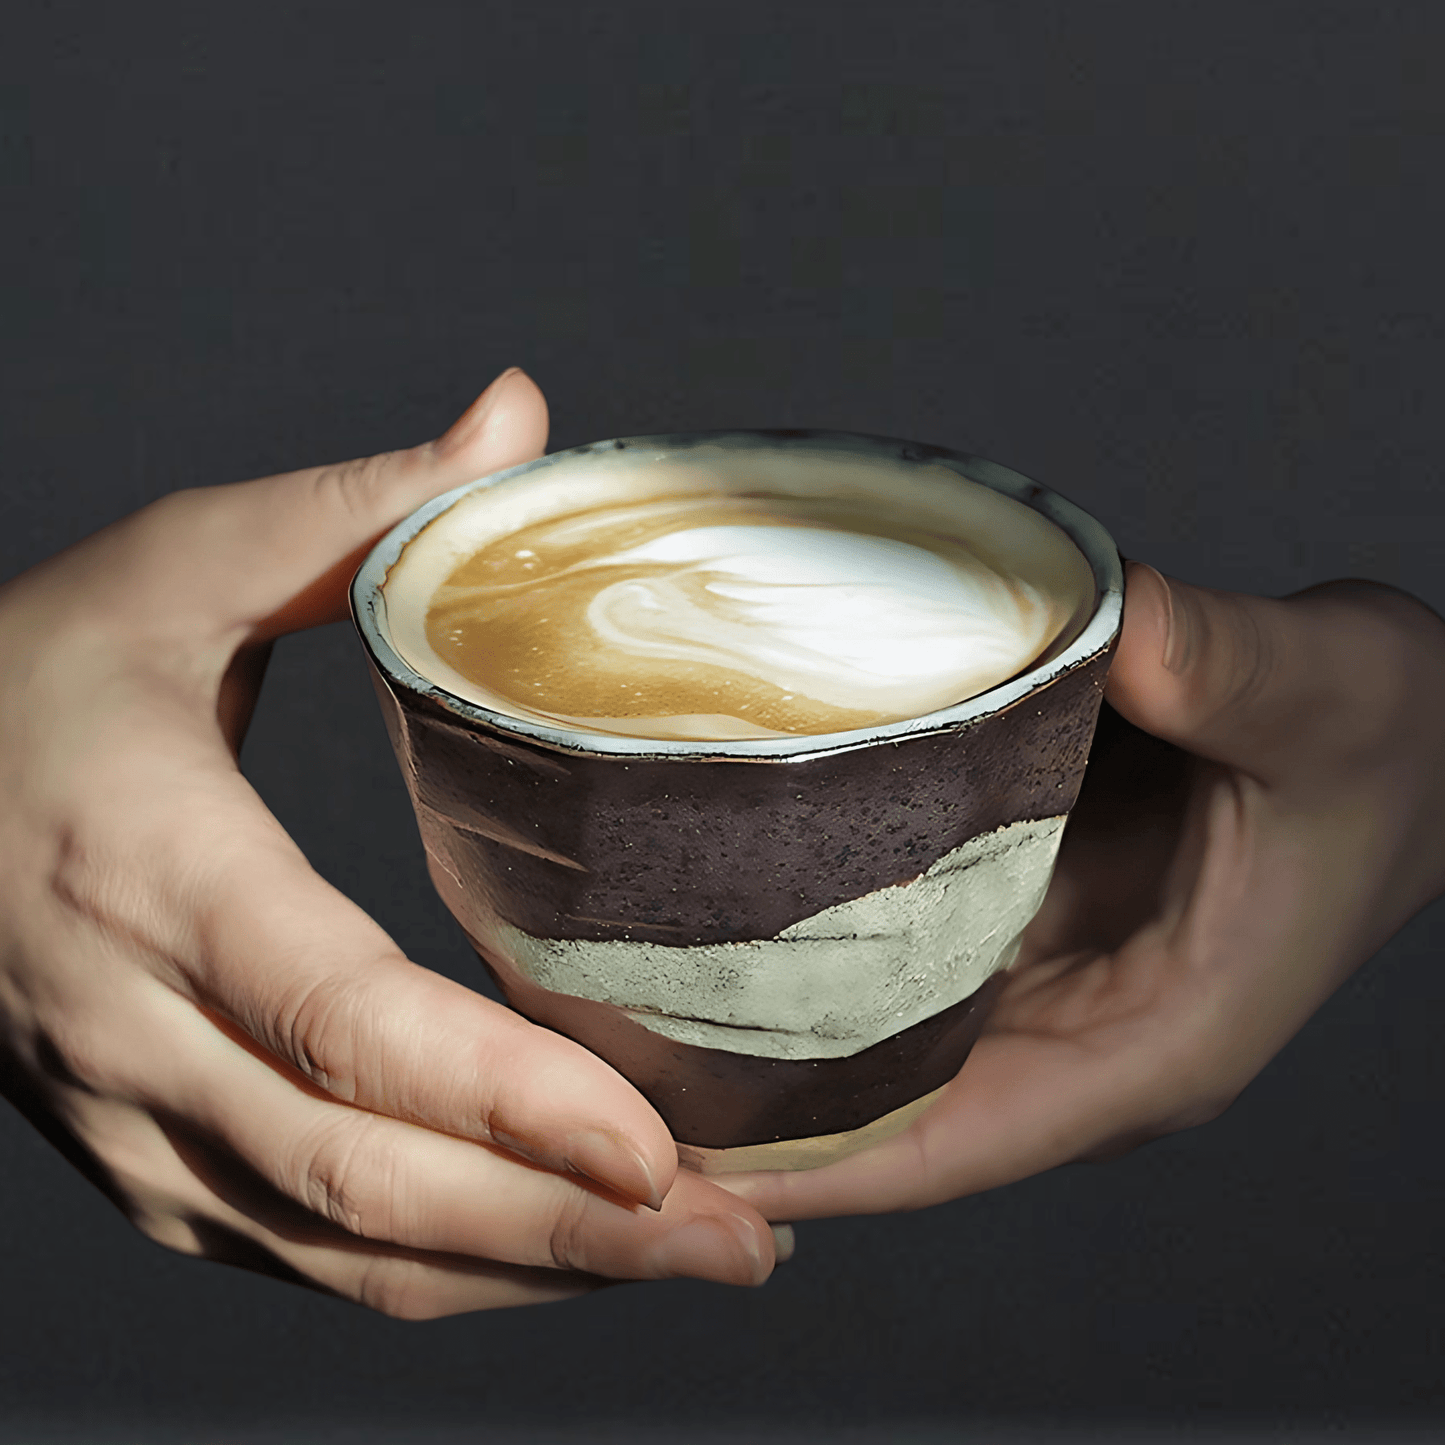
351 431 1123 1174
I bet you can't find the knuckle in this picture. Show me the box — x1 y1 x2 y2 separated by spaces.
48 818 121 924
312 452 399 527
295 1113 399 1240
20 981 151 1103
74 1107 221 1253
30 1019 118 1096
546 1191 595 1274
1189 592 1274 725
47 818 200 997
353 1257 450 1322
273 972 368 1100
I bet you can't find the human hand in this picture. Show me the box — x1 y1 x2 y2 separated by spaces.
0 368 782 1316
716 562 1445 1219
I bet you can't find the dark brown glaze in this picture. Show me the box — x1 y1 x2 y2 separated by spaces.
468 931 1007 1147
367 639 1115 949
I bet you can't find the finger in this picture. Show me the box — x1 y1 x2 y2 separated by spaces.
711 992 1225 1222
50 367 549 647
62 1088 605 1319
142 781 679 1211
1108 563 1445 793
126 976 774 1287
259 1239 604 1320
1104 562 1286 781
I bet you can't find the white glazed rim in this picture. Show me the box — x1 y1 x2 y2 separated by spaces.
350 430 1124 762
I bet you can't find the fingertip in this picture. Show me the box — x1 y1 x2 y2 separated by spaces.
770 1223 797 1264
480 366 549 455
430 366 516 454
1105 560 1210 747
652 1209 777 1287
562 1128 675 1212
1106 563 1172 706
474 1008 680 1208
1106 561 1309 776
431 367 549 466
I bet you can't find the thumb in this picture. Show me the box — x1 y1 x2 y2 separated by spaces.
1104 560 1325 783
252 365 550 636
92 367 549 643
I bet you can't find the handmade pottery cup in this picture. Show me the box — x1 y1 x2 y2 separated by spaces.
351 431 1123 1174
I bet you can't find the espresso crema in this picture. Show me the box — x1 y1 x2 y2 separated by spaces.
382 444 1097 741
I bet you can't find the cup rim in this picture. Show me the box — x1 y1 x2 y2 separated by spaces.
350 429 1124 761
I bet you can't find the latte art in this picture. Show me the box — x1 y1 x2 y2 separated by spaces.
585 525 1048 717
383 445 1097 741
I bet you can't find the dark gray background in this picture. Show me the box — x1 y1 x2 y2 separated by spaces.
2 1 1443 1440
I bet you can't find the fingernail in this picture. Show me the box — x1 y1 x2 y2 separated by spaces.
770 1223 796 1264
563 1129 665 1211
1137 562 1191 675
433 367 523 456
644 1215 771 1287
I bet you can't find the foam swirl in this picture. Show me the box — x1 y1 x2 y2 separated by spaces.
584 525 1059 716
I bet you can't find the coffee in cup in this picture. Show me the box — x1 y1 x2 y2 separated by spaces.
381 443 1097 742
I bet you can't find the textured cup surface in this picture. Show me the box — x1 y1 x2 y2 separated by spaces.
352 431 1123 1169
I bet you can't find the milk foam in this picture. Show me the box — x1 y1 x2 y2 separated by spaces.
381 443 1098 741
584 525 1061 718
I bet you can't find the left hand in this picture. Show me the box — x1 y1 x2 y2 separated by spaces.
715 562 1445 1221
0 368 782 1317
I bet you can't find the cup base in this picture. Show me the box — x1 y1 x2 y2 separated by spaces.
674 1084 947 1175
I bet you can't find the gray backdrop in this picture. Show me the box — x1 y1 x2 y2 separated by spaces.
2 2 1442 1441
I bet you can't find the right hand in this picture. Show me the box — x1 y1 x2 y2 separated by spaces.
0 368 783 1318
715 564 1445 1225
